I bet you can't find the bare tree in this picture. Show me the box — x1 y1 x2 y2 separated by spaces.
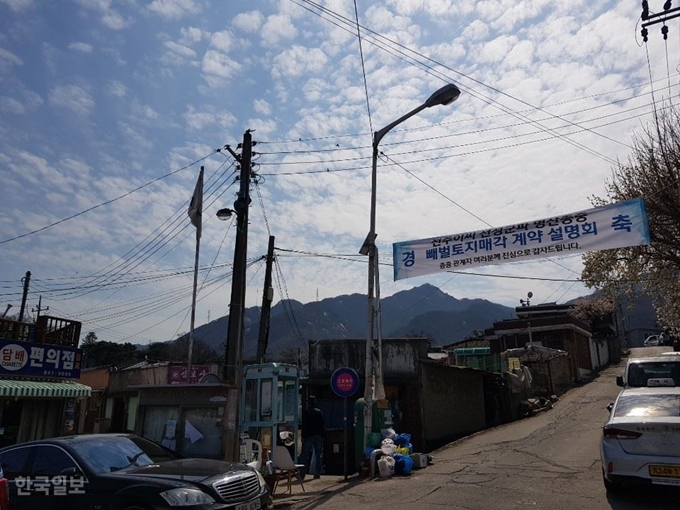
581 106 680 329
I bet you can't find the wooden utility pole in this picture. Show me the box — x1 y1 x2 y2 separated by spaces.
18 271 30 323
223 130 253 462
256 235 275 363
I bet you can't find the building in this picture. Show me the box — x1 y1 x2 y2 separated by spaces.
0 315 91 447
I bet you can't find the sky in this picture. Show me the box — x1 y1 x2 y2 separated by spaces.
0 0 674 347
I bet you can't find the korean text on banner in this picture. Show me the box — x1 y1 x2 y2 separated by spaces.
392 198 651 282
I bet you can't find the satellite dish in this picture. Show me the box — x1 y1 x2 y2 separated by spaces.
527 292 533 299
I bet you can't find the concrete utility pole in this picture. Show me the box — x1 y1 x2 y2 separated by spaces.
223 130 253 462
256 235 275 364
18 271 31 323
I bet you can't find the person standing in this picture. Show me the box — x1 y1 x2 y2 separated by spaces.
301 395 325 479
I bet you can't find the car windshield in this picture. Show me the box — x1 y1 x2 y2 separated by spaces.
71 436 175 474
627 362 680 387
614 394 680 418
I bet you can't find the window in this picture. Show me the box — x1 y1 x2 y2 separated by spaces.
31 446 78 476
0 447 32 479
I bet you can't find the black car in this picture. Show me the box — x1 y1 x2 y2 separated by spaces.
0 433 270 510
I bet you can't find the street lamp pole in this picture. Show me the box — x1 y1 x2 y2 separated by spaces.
361 84 461 447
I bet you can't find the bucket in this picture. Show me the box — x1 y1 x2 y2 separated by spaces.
377 456 395 478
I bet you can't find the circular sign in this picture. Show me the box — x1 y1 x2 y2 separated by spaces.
330 367 359 397
0 344 28 371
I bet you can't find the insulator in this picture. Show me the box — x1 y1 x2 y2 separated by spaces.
662 25 669 40
664 0 672 10
642 0 650 19
642 27 649 42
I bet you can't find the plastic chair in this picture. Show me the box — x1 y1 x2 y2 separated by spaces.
240 439 263 470
272 445 305 495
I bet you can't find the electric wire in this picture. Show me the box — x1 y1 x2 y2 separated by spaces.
292 0 626 165
0 149 219 245
353 0 373 136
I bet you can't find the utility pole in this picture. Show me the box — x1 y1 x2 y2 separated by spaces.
32 295 48 320
18 271 31 323
223 130 253 462
256 235 275 363
640 1 680 41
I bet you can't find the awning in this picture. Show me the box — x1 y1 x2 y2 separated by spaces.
0 380 91 398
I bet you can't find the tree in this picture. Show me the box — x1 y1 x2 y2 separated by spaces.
81 331 98 346
581 106 680 331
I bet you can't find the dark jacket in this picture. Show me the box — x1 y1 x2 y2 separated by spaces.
301 406 325 439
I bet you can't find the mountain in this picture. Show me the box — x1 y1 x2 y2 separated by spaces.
180 284 516 358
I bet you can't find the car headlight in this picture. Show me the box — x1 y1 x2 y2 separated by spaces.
254 468 266 488
160 488 215 506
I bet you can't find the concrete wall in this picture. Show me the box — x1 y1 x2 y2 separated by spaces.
420 362 486 451
589 338 609 370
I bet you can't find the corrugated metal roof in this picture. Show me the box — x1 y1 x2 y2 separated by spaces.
0 380 91 398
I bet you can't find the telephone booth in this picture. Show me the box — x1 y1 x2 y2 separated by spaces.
241 363 300 461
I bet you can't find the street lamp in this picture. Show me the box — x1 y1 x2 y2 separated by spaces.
361 83 461 446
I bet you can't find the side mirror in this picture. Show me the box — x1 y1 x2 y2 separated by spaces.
616 376 624 387
607 403 614 412
60 467 81 476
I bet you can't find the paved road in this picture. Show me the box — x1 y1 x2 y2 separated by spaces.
286 351 678 510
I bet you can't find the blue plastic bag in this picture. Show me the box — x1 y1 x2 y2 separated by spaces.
393 453 414 475
394 433 411 446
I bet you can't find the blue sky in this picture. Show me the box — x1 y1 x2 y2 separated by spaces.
0 0 672 346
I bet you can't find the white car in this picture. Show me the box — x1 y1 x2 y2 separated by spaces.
616 356 680 387
601 383 680 491
644 335 661 347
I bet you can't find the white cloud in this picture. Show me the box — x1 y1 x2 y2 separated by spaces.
73 0 128 30
0 47 23 67
48 85 94 116
183 105 237 130
148 0 201 20
261 14 297 46
232 11 265 32
0 97 24 114
200 31 241 86
0 0 33 10
68 42 93 53
179 26 203 45
253 99 271 115
271 46 328 79
107 80 127 98
162 40 197 66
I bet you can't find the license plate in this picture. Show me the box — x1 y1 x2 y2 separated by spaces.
235 500 261 510
649 465 680 478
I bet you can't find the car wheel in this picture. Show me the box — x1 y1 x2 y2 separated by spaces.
602 471 620 493
120 504 151 510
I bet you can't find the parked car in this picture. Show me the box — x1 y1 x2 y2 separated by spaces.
0 433 270 510
601 383 680 491
0 462 8 510
644 335 661 347
616 356 680 387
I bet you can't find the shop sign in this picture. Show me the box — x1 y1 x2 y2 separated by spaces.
0 339 82 378
168 364 212 384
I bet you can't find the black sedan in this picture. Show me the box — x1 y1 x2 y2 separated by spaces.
0 433 270 510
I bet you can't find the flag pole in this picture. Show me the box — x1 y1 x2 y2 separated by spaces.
187 166 204 383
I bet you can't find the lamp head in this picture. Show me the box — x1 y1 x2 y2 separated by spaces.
216 208 234 221
425 83 461 108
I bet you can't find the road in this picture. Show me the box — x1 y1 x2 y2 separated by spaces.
290 347 677 510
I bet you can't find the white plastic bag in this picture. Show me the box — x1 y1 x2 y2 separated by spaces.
378 456 395 478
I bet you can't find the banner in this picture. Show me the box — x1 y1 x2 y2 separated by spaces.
393 198 650 281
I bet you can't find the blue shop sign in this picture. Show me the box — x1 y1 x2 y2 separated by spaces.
0 339 83 379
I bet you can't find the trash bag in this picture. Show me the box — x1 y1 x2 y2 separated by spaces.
395 446 409 455
367 432 382 448
393 453 414 475
381 438 396 455
393 433 411 446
